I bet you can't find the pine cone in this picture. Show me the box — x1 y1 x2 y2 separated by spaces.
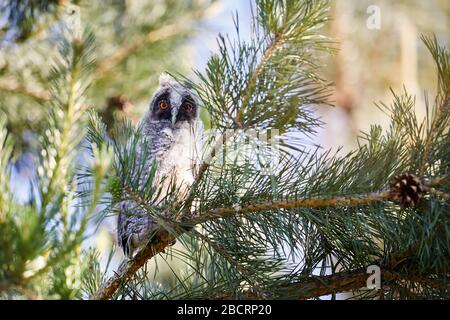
389 174 423 208
107 176 123 202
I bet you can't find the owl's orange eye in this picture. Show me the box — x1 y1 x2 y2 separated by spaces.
182 103 193 112
159 100 169 110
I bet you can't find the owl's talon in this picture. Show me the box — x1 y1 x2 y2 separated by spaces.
161 240 176 254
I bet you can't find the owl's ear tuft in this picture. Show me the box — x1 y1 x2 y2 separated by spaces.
159 73 177 87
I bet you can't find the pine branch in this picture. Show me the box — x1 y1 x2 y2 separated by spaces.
215 268 449 300
187 174 449 226
92 240 447 300
419 96 449 176
418 35 450 176
424 187 450 201
235 33 284 127
215 268 369 300
211 244 450 300
0 27 110 299
0 79 50 102
190 229 268 299
39 36 90 211
91 174 447 300
427 175 450 187
85 1 449 302
173 0 331 228
188 191 391 224
91 228 175 300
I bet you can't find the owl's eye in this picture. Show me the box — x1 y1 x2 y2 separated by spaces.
159 100 169 110
182 103 193 112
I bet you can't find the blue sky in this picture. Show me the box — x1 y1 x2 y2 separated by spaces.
191 0 253 71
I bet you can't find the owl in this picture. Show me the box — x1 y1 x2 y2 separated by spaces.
117 74 203 257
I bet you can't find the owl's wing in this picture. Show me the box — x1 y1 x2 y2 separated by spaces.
116 127 163 257
117 201 133 256
117 200 156 257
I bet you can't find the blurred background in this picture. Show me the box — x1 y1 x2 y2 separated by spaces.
1 0 449 285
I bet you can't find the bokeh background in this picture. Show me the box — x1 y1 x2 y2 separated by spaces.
1 0 449 288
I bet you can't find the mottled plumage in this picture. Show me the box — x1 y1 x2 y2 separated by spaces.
117 74 203 257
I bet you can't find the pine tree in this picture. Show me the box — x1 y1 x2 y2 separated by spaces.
1 0 449 300
0 0 216 156
0 26 111 299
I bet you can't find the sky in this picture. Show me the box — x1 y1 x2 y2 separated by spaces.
192 0 253 70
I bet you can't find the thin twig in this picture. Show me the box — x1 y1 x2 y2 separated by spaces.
0 80 50 102
235 34 285 126
423 187 450 201
427 174 450 188
418 83 449 176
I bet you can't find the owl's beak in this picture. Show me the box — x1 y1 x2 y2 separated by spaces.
171 108 178 125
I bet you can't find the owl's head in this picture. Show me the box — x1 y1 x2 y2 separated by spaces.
147 73 199 126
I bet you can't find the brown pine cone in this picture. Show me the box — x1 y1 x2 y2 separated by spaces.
389 174 423 208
